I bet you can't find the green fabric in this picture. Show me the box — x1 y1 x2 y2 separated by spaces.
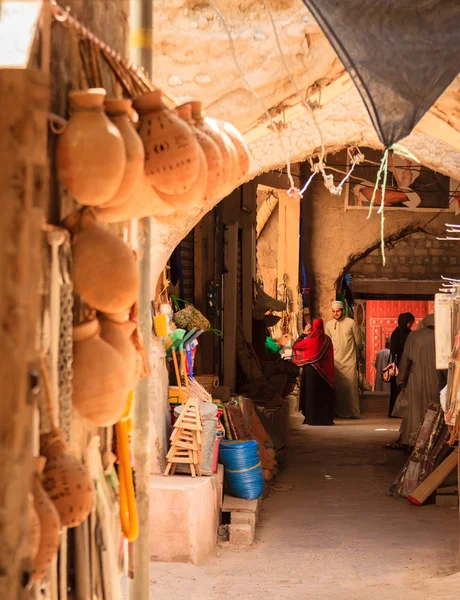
337 293 349 317
265 337 280 355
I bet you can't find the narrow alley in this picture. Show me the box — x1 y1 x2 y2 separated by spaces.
149 395 459 600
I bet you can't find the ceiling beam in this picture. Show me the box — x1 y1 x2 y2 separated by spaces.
244 73 460 156
243 73 353 145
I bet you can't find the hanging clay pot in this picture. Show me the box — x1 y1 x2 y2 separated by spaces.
134 89 201 195
191 101 239 197
154 143 208 214
65 208 139 313
217 120 251 184
56 88 126 206
40 431 94 528
177 103 224 202
31 457 61 581
28 493 41 562
103 98 145 208
73 318 129 426
99 314 137 392
94 174 175 223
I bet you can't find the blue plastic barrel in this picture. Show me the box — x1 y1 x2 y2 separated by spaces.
218 440 264 500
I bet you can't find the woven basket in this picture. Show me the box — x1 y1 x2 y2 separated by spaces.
173 305 210 331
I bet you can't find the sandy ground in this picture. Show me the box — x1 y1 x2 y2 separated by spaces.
146 395 459 600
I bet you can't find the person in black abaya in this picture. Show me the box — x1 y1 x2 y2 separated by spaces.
292 318 335 426
389 312 415 417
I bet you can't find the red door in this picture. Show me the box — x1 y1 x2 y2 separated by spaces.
366 300 434 389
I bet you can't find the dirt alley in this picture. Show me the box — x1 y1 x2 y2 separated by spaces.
149 395 460 600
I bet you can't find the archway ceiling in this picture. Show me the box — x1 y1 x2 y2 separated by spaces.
153 0 460 180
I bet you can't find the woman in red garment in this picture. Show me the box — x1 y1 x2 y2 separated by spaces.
292 318 335 426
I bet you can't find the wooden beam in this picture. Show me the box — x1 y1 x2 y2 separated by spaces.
0 69 49 597
244 71 460 156
415 109 460 153
241 227 255 343
244 73 353 145
222 224 239 390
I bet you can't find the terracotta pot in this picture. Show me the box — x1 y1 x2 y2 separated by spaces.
40 431 94 528
217 120 251 184
94 174 175 223
31 457 61 581
134 89 201 195
99 315 137 391
154 142 208 213
103 98 145 208
177 103 224 202
191 101 239 196
65 209 139 313
56 88 126 206
73 318 129 426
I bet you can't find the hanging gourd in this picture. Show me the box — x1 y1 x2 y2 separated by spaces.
56 88 126 206
73 318 130 426
217 120 251 184
191 101 239 197
94 173 175 223
31 457 61 581
99 314 138 392
177 103 224 202
40 431 94 528
153 143 208 214
134 89 201 195
103 98 145 208
64 208 139 314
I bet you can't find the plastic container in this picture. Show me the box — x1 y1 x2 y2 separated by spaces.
212 432 223 473
218 439 264 500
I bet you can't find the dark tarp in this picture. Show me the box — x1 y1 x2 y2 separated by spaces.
301 0 460 147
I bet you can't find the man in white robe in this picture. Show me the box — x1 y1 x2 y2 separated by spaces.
325 301 361 418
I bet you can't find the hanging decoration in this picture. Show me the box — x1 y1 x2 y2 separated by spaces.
64 208 139 314
300 0 460 148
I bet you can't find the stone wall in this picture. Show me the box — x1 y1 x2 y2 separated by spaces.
302 151 460 319
349 232 460 281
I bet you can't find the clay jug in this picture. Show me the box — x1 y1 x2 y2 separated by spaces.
31 457 61 581
103 98 145 208
40 431 94 528
217 120 251 184
94 173 175 223
154 141 208 214
56 88 126 206
65 208 139 313
134 89 201 195
191 101 238 197
177 103 224 202
99 315 137 392
73 318 129 426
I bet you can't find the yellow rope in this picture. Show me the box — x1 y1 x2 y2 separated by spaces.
116 391 138 541
226 461 261 474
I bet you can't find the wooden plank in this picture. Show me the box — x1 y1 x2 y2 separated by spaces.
242 228 255 343
223 224 239 390
0 69 49 597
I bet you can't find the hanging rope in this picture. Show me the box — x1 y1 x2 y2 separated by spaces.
209 0 296 190
263 0 326 161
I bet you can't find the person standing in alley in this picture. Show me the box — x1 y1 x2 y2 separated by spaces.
292 318 335 426
374 337 391 393
325 300 361 419
389 312 415 417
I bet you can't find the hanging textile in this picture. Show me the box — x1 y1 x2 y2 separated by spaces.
300 0 460 146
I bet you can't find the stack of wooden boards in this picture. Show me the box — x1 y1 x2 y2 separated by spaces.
408 448 458 505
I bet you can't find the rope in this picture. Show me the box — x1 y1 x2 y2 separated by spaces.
209 0 295 190
263 0 325 160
